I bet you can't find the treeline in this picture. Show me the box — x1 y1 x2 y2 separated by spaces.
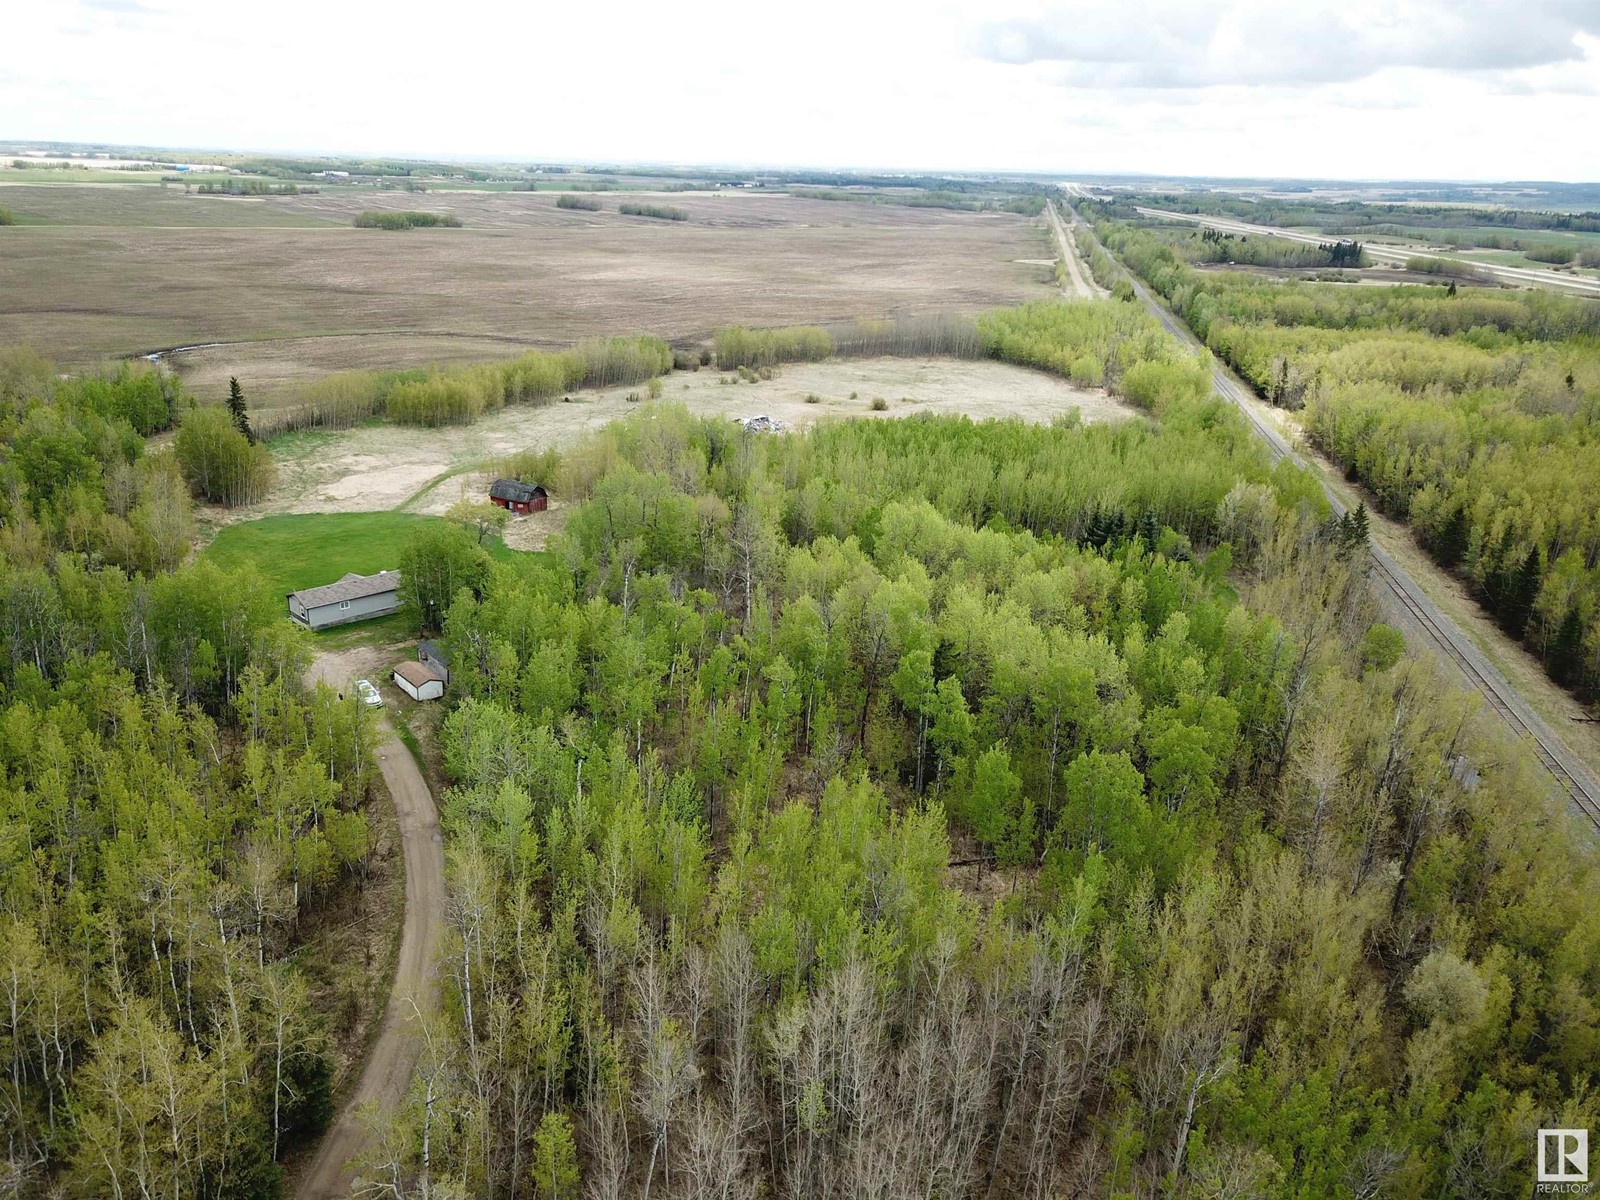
1090 209 1600 700
235 154 490 181
352 210 462 229
1181 227 1366 269
196 179 302 196
364 367 1597 1197
791 187 1047 215
256 336 674 435
707 305 1196 393
555 193 603 211
619 202 688 221
1130 190 1600 235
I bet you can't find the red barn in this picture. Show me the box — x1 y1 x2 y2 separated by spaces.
489 479 548 514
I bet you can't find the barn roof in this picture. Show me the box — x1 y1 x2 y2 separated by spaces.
394 661 443 688
489 478 545 502
288 570 400 609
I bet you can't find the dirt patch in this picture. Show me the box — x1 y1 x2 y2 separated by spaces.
239 358 1132 524
306 644 400 695
500 503 567 552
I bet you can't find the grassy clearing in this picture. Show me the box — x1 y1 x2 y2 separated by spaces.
201 511 518 598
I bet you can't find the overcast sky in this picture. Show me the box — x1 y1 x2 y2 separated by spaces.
5 0 1598 180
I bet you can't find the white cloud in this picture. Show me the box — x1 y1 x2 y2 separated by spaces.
976 0 1600 88
1 0 1597 180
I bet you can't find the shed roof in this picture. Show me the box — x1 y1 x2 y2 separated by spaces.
394 660 444 688
288 570 400 609
490 478 545 503
419 638 450 665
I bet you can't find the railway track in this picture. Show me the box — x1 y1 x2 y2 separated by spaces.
1059 203 1600 831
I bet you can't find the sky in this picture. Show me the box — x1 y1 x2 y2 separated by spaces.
4 0 1599 180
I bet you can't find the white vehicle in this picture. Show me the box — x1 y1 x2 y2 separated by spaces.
355 679 383 708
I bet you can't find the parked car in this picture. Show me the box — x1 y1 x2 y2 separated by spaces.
355 679 383 708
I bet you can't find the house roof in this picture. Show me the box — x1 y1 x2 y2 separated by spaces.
419 638 450 665
393 660 443 688
288 570 400 609
490 478 545 502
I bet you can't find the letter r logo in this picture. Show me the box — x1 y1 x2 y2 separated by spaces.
1538 1129 1589 1183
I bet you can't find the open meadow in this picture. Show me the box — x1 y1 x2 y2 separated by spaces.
213 357 1132 540
0 183 1056 403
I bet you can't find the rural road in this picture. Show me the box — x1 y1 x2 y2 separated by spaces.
1063 204 1600 831
298 659 445 1199
1046 200 1105 299
1133 205 1600 296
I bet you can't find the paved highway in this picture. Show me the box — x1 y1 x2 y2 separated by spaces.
1135 205 1600 296
1062 203 1600 831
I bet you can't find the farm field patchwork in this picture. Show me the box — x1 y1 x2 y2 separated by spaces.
0 185 1055 396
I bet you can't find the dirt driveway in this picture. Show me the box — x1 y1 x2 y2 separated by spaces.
297 652 444 1199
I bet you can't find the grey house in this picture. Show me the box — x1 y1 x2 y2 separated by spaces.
418 638 451 684
287 571 402 630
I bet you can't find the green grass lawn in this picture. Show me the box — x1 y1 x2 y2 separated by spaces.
202 511 523 603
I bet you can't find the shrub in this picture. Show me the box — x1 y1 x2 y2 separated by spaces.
175 406 277 505
1069 354 1105 387
1404 255 1492 281
0 205 15 226
570 336 674 388
387 372 495 426
829 313 984 359
647 377 663 399
353 210 462 230
804 393 822 404
618 202 688 221
556 194 603 212
714 325 833 370
870 397 889 411
1524 243 1577 265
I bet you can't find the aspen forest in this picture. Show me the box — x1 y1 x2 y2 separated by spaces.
1 353 380 1196
368 304 1596 1197
1087 208 1600 702
2 289 1598 1200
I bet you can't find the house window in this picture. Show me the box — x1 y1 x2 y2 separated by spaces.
340 600 350 611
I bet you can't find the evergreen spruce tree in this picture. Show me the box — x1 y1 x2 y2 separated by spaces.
227 376 253 443
1350 502 1370 544
1549 607 1584 689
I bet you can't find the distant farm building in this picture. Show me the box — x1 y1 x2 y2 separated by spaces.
392 660 445 701
418 639 451 685
489 479 548 514
286 570 401 630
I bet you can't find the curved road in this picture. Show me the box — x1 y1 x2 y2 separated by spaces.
1059 203 1600 831
298 707 444 1198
